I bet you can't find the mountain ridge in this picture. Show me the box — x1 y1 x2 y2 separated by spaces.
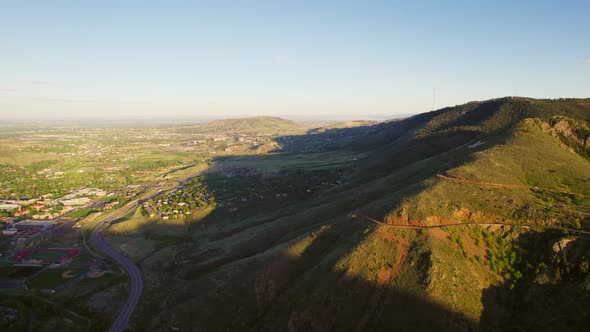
104 96 590 331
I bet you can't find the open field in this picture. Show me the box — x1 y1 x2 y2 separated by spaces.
27 269 67 289
207 151 366 173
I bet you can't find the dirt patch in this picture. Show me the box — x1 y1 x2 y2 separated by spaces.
87 271 106 278
454 208 473 221
453 208 491 223
462 231 487 259
485 224 505 232
377 268 392 286
390 245 409 280
61 270 79 279
425 215 444 225
376 227 401 242
376 227 410 282
427 228 451 243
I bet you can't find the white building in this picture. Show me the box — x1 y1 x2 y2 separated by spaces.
13 219 56 231
0 228 18 236
60 197 91 206
0 204 20 211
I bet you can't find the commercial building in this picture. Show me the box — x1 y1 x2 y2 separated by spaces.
13 219 56 231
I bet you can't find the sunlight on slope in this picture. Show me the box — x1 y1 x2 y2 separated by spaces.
108 207 152 234
327 225 494 322
382 119 590 226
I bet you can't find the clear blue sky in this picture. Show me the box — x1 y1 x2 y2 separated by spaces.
1 0 589 120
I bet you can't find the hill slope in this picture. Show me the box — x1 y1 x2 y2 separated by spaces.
193 116 305 134
111 97 590 331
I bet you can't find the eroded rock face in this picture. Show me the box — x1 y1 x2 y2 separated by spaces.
552 237 574 253
551 118 590 148
553 120 575 137
539 116 590 157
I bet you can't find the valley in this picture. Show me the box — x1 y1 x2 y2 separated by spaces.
1 98 590 331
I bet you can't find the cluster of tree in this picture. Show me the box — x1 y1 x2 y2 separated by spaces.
481 230 590 330
129 159 183 172
207 168 346 204
486 234 523 287
143 177 215 218
0 161 123 199
414 98 590 140
22 141 79 153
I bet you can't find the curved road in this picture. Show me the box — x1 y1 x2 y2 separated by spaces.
91 202 143 332
89 178 192 331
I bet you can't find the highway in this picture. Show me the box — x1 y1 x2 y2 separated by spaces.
91 201 143 332
89 175 195 331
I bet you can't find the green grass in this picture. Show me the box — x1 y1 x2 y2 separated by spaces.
27 269 66 289
68 208 98 219
207 151 365 173
71 252 94 265
0 142 55 166
188 116 306 134
107 207 151 234
356 119 590 228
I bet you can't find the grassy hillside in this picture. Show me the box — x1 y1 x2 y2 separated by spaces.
307 120 378 134
359 118 590 229
192 116 306 134
106 97 590 331
354 97 590 173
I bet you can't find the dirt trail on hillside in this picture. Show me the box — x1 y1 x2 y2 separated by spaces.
356 213 590 235
436 173 590 198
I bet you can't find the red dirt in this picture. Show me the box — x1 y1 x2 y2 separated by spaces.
427 228 449 241
376 228 410 283
11 247 81 262
377 268 392 286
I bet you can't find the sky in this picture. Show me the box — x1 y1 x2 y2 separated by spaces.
0 0 589 121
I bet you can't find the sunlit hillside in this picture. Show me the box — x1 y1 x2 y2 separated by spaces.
95 97 590 331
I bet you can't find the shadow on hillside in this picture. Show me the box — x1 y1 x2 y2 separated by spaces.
271 98 521 156
142 219 478 331
112 102 559 330
480 230 590 332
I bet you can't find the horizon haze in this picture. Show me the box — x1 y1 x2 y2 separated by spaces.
1 0 589 120
2 2 590 331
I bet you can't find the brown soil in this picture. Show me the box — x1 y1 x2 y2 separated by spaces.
376 227 410 283
377 268 392 286
87 271 106 278
427 228 451 243
461 232 487 259
61 269 79 279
